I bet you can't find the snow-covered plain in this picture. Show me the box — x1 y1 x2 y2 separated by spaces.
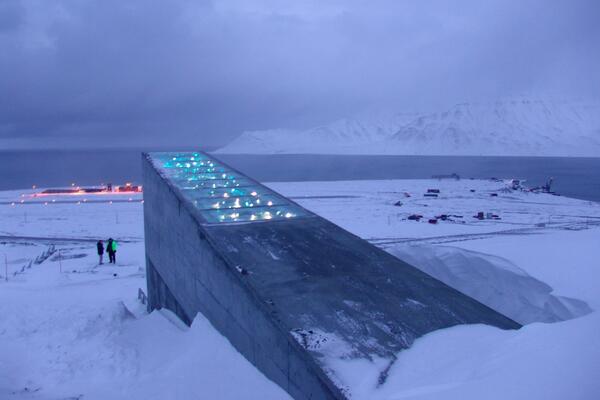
1 180 599 399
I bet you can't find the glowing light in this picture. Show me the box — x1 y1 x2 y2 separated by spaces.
155 152 308 223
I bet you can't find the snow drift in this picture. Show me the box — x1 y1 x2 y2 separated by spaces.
387 244 592 325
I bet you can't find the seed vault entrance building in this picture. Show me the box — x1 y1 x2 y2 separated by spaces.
142 152 520 400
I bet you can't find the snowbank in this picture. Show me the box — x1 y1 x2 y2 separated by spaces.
0 242 289 399
387 244 592 324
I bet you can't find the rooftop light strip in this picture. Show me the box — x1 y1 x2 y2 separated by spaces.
193 202 290 212
150 151 309 224
182 191 283 199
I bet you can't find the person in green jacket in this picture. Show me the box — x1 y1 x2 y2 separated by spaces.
107 238 118 264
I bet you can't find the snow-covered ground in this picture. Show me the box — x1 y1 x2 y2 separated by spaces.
1 180 599 399
0 190 289 400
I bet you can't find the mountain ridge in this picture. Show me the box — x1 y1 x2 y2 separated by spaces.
216 98 600 157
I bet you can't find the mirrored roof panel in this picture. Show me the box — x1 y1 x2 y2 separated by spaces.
149 152 311 224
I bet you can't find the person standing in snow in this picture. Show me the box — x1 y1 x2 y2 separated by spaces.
107 238 117 264
96 240 104 265
111 239 118 263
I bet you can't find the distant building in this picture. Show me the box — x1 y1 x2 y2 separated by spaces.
116 182 142 192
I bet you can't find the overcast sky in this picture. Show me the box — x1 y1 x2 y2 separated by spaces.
1 0 599 149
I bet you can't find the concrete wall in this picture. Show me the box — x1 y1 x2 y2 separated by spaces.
142 155 345 400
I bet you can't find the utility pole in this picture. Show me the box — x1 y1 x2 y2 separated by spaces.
4 254 8 281
58 249 62 273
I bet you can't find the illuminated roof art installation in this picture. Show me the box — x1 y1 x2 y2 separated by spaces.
153 152 309 224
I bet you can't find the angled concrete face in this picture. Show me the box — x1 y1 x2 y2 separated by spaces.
142 152 520 400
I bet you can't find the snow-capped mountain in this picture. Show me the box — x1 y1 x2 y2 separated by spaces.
216 98 600 156
389 98 600 156
215 113 418 154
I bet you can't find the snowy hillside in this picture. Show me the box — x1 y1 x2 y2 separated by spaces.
216 98 600 156
216 113 417 154
390 98 600 156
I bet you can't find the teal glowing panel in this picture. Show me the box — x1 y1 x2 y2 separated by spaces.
149 152 310 224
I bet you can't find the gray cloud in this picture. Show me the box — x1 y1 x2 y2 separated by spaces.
1 0 599 149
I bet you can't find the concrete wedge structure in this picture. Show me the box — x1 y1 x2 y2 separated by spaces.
142 151 520 400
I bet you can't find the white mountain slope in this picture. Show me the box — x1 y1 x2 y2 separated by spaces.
390 98 600 156
216 98 600 156
215 113 418 154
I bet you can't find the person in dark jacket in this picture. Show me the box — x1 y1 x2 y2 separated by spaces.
107 238 117 264
97 240 104 265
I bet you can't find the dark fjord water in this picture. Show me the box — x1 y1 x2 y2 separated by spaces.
1 150 599 203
